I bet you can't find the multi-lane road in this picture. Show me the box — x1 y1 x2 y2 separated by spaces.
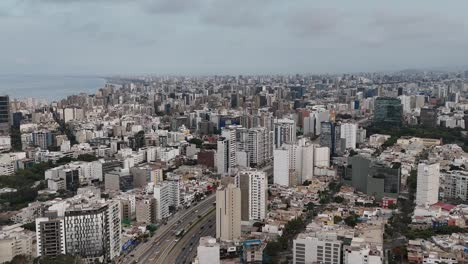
120 194 216 264
166 211 216 264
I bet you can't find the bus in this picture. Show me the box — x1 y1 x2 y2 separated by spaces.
175 229 185 238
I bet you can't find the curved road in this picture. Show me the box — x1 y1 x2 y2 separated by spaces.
166 212 216 264
119 195 215 264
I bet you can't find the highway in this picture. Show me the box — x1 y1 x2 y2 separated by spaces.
120 194 215 264
167 211 216 264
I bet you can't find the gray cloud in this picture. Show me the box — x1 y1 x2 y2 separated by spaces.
200 0 278 28
364 12 465 47
142 0 200 14
285 8 340 37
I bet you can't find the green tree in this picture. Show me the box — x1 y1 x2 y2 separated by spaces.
333 196 344 203
188 138 203 148
76 154 98 162
344 213 359 227
333 215 343 223
21 222 36 231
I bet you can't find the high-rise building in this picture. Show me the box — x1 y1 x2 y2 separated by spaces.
397 87 403 96
32 130 53 150
313 146 330 168
237 127 273 167
340 123 357 150
197 236 220 264
217 126 237 175
320 122 341 155
0 96 10 135
273 118 296 148
153 183 170 220
216 184 241 241
416 162 440 206
273 147 293 187
293 232 342 264
420 108 438 128
373 97 403 127
36 198 121 262
442 170 468 202
236 169 268 221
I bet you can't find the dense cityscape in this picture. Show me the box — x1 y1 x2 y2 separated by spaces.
0 71 467 264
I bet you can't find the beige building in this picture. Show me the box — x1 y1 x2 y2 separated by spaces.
136 197 157 224
0 224 35 263
216 184 241 241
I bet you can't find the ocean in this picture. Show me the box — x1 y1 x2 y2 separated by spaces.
0 75 107 101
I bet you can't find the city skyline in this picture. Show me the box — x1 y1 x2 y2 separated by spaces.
0 0 468 75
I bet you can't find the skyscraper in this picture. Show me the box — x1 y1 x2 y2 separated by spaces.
216 184 241 241
216 126 237 175
0 95 10 135
273 118 296 148
320 122 341 156
236 169 268 221
273 146 293 187
340 123 357 150
373 97 403 128
416 162 440 206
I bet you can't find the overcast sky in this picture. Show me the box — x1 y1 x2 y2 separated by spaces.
0 0 467 75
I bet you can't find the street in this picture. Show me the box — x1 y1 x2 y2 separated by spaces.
167 212 216 264
119 195 216 264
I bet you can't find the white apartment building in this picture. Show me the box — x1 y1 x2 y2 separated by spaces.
217 127 237 175
416 162 440 206
340 123 357 150
0 225 34 263
36 197 121 263
197 236 220 264
344 243 383 264
238 127 273 167
442 170 468 201
293 232 342 264
314 146 330 167
273 147 291 187
236 169 268 221
154 183 171 220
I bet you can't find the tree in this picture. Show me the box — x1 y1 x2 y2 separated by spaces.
333 215 343 224
188 138 203 148
76 154 98 162
344 213 359 227
21 222 36 231
333 196 344 204
302 180 311 186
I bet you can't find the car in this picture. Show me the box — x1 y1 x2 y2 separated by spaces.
189 247 193 251
182 247 185 250
190 242 193 246
192 234 195 238
195 210 199 213
209 224 212 228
